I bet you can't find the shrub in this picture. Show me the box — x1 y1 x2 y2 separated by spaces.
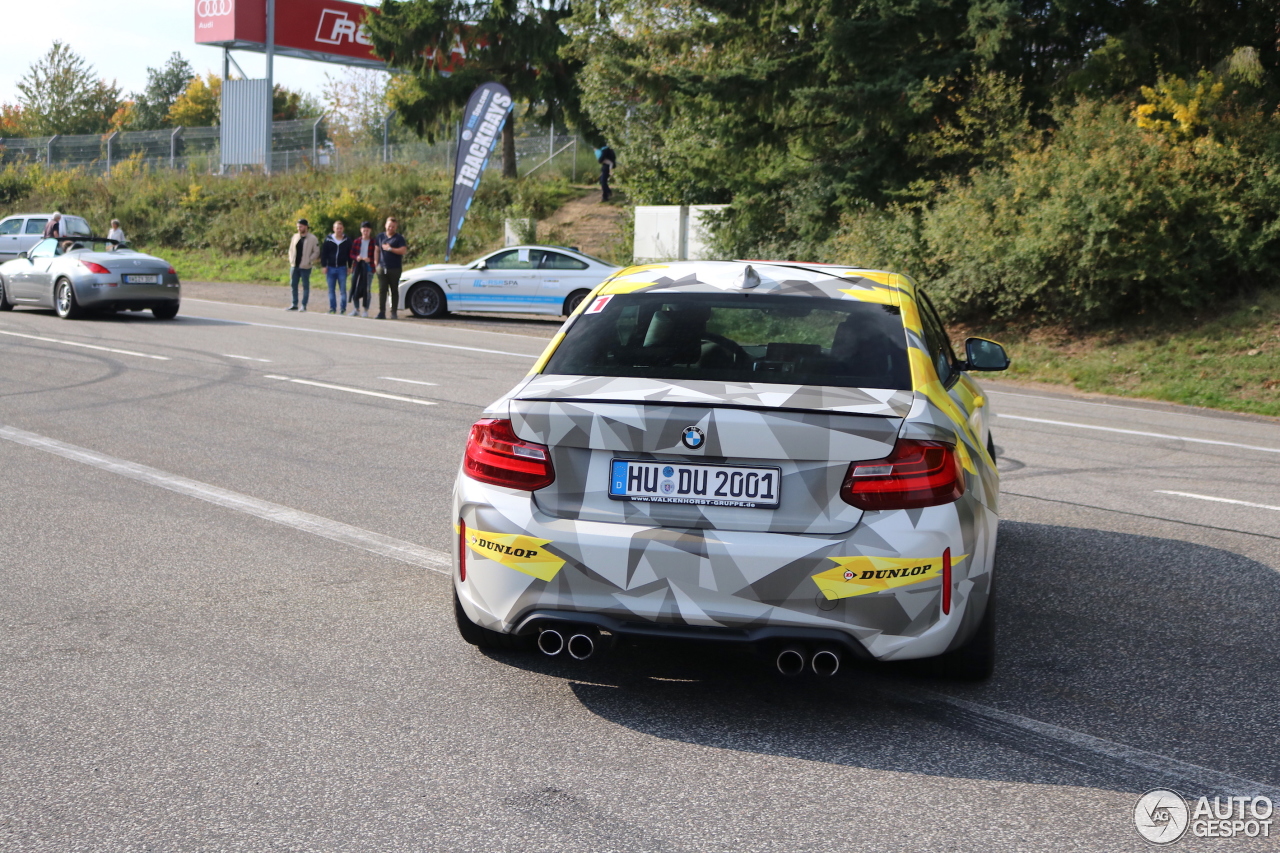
829 98 1280 325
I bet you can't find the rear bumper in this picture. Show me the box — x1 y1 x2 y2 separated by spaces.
453 472 997 661
77 280 179 308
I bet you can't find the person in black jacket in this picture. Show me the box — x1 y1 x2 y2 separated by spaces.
596 145 616 202
320 220 353 314
348 221 378 317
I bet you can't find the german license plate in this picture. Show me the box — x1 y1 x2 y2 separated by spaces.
122 274 160 284
609 460 781 509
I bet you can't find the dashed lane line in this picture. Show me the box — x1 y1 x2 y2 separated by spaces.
0 424 450 572
0 329 170 360
224 354 272 362
264 374 438 406
379 376 439 387
2 421 1276 798
1156 490 1280 513
183 314 541 358
999 414 1280 455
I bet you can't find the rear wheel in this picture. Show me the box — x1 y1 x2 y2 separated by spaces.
0 275 12 310
455 591 530 650
407 282 448 318
54 279 82 319
152 302 179 320
563 289 591 316
933 580 996 681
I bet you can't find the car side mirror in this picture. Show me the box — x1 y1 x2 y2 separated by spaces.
18 252 27 260
963 337 1010 371
475 260 487 270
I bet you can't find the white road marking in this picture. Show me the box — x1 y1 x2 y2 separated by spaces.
223 354 272 362
184 298 554 342
0 329 169 360
3 420 1275 796
999 414 1280 455
1156 490 1280 512
264 374 438 406
379 376 439 387
987 388 1260 423
903 688 1280 799
0 424 450 573
183 314 540 358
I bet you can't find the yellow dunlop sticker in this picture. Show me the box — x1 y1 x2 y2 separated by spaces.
465 527 566 582
811 554 968 600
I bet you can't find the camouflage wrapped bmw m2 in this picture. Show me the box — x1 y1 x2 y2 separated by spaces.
452 261 1010 678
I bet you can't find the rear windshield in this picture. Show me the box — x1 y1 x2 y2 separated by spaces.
543 292 912 390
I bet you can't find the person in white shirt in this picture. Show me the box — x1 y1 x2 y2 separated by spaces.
107 219 125 250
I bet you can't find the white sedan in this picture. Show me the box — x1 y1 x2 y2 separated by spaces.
397 245 620 319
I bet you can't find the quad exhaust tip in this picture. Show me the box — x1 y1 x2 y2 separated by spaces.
537 628 565 657
811 647 841 677
776 645 806 677
567 632 597 661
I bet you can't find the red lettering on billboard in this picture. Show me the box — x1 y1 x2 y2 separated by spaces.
195 0 384 66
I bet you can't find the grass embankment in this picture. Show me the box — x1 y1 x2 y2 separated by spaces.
964 289 1280 418
0 160 583 283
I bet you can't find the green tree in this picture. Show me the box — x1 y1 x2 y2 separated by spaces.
168 74 324 127
568 0 1280 259
128 53 195 130
16 41 121 136
365 0 586 178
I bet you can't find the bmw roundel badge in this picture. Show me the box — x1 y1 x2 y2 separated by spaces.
681 426 706 450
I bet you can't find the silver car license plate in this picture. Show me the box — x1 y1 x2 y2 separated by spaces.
122 274 160 284
608 459 781 509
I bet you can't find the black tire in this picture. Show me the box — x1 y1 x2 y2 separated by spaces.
0 275 13 310
454 591 530 650
152 302 180 320
54 279 82 319
563 289 591 316
933 579 996 681
987 431 997 461
407 282 448 318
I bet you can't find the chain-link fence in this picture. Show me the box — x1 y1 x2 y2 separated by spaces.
0 118 600 181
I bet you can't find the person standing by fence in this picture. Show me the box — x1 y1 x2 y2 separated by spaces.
349 221 378 318
321 220 352 314
376 217 407 320
107 219 126 250
596 145 616 202
286 218 321 312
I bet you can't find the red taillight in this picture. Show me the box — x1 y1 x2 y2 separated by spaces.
458 520 467 582
81 261 110 274
941 547 952 614
167 265 177 275
463 418 555 490
841 439 965 511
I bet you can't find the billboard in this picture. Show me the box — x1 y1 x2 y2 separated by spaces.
195 0 385 69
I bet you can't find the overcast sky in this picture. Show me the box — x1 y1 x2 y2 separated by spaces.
0 0 376 108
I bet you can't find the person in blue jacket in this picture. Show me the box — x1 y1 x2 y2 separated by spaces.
320 220 353 314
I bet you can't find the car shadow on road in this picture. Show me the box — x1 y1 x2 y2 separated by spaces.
485 520 1280 792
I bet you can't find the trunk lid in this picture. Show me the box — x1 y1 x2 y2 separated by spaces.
509 375 910 534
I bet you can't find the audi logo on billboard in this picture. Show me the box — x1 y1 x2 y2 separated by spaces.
197 0 233 17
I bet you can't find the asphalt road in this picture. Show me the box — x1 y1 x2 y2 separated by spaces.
1 298 1277 852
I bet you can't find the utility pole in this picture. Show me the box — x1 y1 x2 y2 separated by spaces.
265 0 276 174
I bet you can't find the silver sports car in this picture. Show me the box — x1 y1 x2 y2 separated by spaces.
0 237 181 319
